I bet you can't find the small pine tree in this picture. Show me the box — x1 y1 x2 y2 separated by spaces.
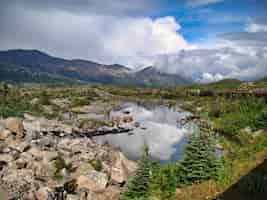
177 122 222 186
120 144 152 200
149 164 177 200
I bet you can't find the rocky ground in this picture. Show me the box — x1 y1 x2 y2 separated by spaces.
0 115 137 200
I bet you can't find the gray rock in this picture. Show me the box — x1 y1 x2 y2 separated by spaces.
35 187 55 200
111 152 137 184
77 170 108 192
67 194 80 200
5 117 24 138
0 129 11 140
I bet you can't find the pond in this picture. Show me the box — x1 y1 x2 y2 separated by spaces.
93 102 198 163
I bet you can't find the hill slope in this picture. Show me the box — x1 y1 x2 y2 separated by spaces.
0 49 191 86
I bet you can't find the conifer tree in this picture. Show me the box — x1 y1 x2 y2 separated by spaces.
120 143 153 200
177 121 222 186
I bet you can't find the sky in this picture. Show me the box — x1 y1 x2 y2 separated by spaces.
0 0 267 82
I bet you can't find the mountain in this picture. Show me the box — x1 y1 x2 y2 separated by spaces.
0 49 191 87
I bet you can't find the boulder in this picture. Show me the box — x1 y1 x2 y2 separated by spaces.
66 194 80 200
77 170 108 192
9 141 31 152
100 186 121 200
5 117 24 138
1 169 36 199
111 152 137 184
0 154 14 163
122 116 133 123
0 129 11 140
79 189 98 200
35 187 55 200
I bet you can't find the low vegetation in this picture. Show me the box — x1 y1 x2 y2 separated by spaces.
0 78 266 200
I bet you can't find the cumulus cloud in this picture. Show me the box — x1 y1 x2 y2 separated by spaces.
246 23 267 33
0 4 188 68
152 44 267 82
0 0 159 16
187 0 224 7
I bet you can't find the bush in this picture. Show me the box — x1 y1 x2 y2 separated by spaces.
215 97 266 135
255 107 267 129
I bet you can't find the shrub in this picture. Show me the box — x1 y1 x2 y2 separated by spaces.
255 107 267 129
215 97 266 135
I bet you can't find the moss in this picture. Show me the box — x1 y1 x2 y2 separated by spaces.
89 159 103 171
53 156 74 179
78 118 108 129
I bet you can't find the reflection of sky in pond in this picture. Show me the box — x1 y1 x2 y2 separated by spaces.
94 103 198 162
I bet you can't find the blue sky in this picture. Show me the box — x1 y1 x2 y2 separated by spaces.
149 0 266 42
0 0 267 82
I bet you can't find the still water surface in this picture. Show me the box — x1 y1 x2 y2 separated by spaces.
94 102 197 162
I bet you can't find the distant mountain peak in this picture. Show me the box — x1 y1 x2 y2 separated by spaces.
0 49 191 87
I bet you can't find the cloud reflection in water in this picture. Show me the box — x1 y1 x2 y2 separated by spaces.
94 103 197 162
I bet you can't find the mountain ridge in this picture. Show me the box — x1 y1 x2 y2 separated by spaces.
0 49 191 87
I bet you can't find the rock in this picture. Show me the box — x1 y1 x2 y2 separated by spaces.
10 141 31 152
242 126 253 135
79 189 98 200
111 152 137 184
77 170 108 192
5 117 24 138
122 116 133 123
42 151 59 163
23 119 42 133
0 129 11 140
1 169 36 199
71 163 94 178
30 98 39 105
15 158 28 169
66 194 80 200
253 129 265 138
32 161 56 179
215 143 224 150
101 186 121 200
0 154 14 163
35 187 55 200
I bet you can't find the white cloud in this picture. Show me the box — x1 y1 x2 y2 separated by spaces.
199 72 225 83
187 0 224 7
245 23 267 33
0 5 188 68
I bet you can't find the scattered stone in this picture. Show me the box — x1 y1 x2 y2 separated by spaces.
66 194 80 200
0 129 11 140
5 117 24 138
253 129 265 138
77 170 108 192
35 187 55 200
111 152 137 184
